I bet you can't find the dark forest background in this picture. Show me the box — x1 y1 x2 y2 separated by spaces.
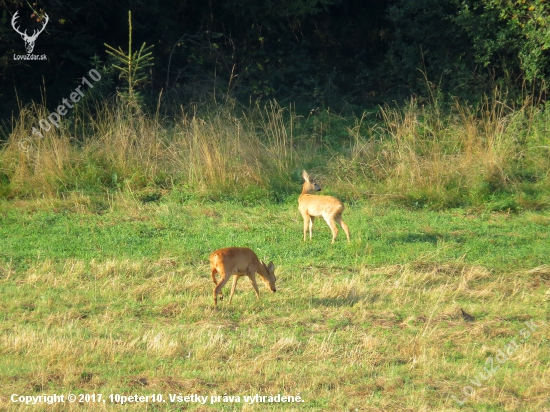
1 0 549 117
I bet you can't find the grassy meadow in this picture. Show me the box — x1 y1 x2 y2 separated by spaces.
0 95 549 411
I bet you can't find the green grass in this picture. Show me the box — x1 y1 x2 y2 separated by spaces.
1 195 549 411
0 195 547 269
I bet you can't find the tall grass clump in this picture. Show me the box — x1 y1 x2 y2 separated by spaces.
169 101 297 201
335 90 550 210
1 103 76 197
0 100 299 202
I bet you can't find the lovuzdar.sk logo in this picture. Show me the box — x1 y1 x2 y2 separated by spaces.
11 10 48 61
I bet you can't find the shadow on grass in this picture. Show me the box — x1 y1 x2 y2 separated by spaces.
306 296 363 307
388 232 466 245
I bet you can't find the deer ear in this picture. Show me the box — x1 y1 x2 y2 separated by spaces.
302 170 309 181
267 261 275 271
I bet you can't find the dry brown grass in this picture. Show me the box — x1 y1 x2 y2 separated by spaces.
335 92 550 209
0 101 298 200
1 254 548 411
3 93 549 210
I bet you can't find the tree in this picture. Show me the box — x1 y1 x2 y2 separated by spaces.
455 0 550 85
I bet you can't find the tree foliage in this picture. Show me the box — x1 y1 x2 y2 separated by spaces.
105 11 153 107
1 0 550 119
455 0 550 83
385 0 550 99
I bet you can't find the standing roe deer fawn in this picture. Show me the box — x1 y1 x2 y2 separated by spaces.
210 247 276 307
299 170 350 244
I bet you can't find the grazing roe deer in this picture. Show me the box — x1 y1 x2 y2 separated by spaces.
210 247 276 307
299 170 350 244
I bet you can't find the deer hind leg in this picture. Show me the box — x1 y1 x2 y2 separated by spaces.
335 214 350 243
211 268 218 285
228 275 239 304
323 214 339 244
211 267 223 301
213 272 230 307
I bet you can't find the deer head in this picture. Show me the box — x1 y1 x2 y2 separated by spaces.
11 11 49 54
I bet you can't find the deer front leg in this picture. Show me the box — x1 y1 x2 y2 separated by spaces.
303 215 310 241
309 216 315 240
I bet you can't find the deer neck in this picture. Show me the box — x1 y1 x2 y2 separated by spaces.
256 262 269 279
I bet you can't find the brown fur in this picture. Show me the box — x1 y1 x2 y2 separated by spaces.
298 170 350 243
210 247 276 307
